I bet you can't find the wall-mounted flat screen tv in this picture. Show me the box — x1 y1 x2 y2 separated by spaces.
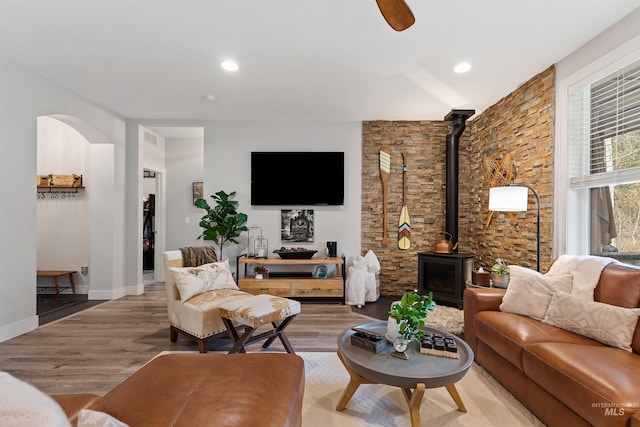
251 151 344 206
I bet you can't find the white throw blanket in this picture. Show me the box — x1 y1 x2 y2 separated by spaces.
345 250 380 307
546 255 618 300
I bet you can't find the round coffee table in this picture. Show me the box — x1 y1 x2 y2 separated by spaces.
336 321 474 426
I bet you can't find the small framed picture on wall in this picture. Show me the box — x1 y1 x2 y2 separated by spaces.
193 182 203 205
281 209 314 242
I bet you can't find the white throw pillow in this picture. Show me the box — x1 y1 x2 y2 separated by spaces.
542 291 640 352
499 266 572 320
0 371 71 427
209 259 239 290
170 265 216 302
78 409 129 427
171 261 239 302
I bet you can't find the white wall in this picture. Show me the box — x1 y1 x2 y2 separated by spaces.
0 60 127 342
165 137 204 250
142 129 165 173
203 121 362 264
36 117 90 293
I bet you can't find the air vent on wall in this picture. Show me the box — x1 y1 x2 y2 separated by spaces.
144 131 157 145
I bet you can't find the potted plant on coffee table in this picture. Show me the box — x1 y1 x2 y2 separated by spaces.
388 292 436 356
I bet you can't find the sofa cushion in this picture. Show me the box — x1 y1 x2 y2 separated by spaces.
474 311 601 371
0 371 71 427
524 342 640 426
171 260 239 303
595 263 640 306
542 291 640 351
499 266 572 320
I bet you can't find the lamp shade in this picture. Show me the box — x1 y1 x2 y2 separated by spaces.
489 186 528 212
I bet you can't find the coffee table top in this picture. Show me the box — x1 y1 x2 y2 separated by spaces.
337 321 474 389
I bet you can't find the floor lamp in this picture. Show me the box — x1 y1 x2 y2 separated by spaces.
488 183 540 272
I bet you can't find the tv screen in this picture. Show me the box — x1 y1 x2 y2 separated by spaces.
251 152 344 205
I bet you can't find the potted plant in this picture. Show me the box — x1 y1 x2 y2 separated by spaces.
253 264 267 280
195 190 248 261
388 292 436 353
490 259 510 288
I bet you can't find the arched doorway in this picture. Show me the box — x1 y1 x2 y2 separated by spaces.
36 114 116 321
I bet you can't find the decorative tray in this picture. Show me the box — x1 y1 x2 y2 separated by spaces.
273 249 318 259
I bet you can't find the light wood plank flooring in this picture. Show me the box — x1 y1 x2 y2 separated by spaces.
0 282 379 395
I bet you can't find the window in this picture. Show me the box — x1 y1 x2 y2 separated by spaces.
565 58 640 266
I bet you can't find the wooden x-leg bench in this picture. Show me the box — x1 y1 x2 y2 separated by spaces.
218 294 301 354
37 270 77 296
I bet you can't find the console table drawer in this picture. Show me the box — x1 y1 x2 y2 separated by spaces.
291 279 343 297
239 280 291 296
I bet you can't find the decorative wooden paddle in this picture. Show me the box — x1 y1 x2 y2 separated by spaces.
398 152 411 249
379 149 390 246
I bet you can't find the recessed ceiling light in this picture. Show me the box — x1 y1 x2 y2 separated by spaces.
204 95 216 102
454 62 471 73
221 60 239 72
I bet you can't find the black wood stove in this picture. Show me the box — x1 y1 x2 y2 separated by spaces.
418 252 474 308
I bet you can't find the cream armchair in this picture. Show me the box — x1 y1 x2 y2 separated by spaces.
163 250 251 352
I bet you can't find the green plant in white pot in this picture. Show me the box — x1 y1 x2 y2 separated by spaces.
388 292 436 354
490 259 510 288
195 190 248 261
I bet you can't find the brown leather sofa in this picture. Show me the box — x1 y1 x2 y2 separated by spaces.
52 353 305 427
464 262 640 427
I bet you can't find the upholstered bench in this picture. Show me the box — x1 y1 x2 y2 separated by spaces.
50 353 305 426
218 294 301 354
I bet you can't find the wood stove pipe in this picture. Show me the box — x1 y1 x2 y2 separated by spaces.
444 109 475 250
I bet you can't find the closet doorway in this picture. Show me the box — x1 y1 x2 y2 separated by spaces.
143 169 158 285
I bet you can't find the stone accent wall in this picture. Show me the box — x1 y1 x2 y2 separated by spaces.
362 121 463 295
361 65 555 296
467 66 555 272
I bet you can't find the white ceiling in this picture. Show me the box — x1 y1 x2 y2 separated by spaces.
1 0 640 124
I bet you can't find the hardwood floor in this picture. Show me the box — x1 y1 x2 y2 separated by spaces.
37 294 107 325
0 282 381 396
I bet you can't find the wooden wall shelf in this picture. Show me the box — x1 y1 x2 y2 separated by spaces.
36 174 84 198
37 174 83 188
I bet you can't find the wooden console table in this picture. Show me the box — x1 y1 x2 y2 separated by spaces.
37 270 77 296
237 256 345 303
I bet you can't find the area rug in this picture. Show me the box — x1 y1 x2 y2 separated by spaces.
422 305 464 335
301 352 543 426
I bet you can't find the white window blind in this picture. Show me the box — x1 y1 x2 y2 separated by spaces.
569 58 640 189
589 59 640 174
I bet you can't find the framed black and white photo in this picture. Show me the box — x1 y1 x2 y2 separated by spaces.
192 182 203 205
281 209 314 242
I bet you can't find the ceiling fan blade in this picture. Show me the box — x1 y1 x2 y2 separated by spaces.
375 0 415 31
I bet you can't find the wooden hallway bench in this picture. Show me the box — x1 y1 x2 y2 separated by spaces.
37 270 77 296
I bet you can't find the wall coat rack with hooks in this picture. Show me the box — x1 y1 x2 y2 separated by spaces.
36 174 85 199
